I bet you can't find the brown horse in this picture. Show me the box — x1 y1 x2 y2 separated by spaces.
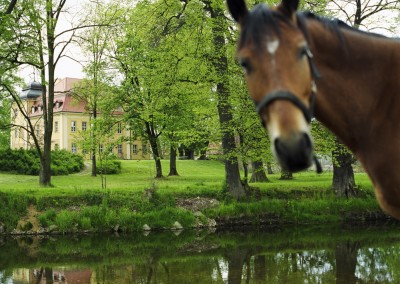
227 0 400 219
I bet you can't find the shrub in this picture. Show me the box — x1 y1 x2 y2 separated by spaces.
0 148 84 175
55 210 78 233
38 209 57 227
96 160 122 175
79 217 92 230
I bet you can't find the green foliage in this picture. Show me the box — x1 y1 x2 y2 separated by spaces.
37 209 57 227
37 204 195 233
96 159 122 175
0 160 380 233
0 192 30 232
55 210 79 233
52 149 85 173
0 148 84 175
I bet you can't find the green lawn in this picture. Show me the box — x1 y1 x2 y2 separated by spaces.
0 159 374 198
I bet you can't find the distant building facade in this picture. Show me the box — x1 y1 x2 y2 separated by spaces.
10 78 150 160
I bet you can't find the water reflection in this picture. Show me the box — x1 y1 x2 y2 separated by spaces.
1 224 400 283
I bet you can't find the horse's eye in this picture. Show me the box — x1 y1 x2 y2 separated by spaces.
299 46 312 59
239 59 252 73
299 46 308 58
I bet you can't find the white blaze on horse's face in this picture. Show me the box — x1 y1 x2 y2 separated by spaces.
266 38 280 55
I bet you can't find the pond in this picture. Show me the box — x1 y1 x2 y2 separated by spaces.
1 224 400 283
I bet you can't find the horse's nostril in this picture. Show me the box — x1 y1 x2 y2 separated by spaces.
274 138 286 157
273 133 313 172
301 133 312 150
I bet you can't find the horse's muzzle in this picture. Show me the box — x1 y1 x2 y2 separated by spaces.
274 132 313 172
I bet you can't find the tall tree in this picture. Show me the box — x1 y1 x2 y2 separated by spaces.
203 0 246 198
113 0 217 179
75 0 123 177
1 0 94 186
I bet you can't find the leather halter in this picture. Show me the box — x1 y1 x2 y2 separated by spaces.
254 46 321 123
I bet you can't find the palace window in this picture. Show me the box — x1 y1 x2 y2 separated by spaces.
71 121 76 132
133 144 138 154
54 121 58 133
36 124 40 137
71 143 77 153
117 122 122 134
82 121 87 131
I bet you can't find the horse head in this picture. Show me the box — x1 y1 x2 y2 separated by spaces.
227 0 319 172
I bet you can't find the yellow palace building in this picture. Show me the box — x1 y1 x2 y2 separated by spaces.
10 78 150 160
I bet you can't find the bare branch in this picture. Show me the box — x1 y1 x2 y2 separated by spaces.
5 0 18 14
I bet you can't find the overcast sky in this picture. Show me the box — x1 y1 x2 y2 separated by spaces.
19 0 86 84
19 0 400 85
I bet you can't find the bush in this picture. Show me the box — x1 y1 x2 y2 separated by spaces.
96 159 122 175
55 210 78 233
52 149 84 174
38 209 57 227
0 148 84 175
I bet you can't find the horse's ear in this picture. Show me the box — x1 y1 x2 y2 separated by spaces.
278 0 299 18
227 0 248 23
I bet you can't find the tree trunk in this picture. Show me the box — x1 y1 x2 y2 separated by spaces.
91 108 97 177
267 161 273 174
145 121 163 178
168 145 179 176
205 1 245 199
280 169 293 180
242 160 248 185
186 148 194 160
45 267 53 284
39 47 54 186
39 147 51 186
332 140 356 197
250 161 269 183
198 141 208 160
335 241 359 284
254 255 267 283
226 249 248 284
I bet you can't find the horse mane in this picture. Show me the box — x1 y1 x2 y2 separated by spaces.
297 11 387 41
239 4 387 51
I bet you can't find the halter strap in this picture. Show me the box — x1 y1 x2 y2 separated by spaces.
255 90 313 122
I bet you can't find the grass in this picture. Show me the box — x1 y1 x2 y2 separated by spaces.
0 160 226 197
0 159 373 196
0 159 384 233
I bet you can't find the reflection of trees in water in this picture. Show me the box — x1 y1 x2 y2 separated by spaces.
3 228 400 283
24 243 400 283
335 241 360 284
355 246 400 282
225 248 252 284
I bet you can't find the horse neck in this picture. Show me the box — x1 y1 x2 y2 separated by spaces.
307 20 400 153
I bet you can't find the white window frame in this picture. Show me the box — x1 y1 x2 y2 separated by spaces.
71 143 77 153
117 122 122 134
71 121 76 132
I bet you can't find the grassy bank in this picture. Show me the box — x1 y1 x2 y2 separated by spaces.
0 160 387 234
